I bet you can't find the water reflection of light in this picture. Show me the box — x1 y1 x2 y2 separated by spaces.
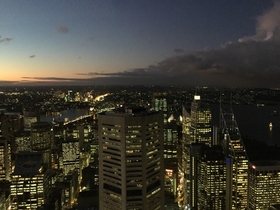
269 122 273 131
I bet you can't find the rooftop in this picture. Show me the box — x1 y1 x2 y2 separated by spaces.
13 152 43 178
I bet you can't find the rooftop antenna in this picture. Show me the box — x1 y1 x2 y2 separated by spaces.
230 88 235 110
219 90 222 128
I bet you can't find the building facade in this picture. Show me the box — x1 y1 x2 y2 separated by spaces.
220 107 248 209
0 137 11 181
248 161 280 210
199 146 226 210
190 95 212 146
98 107 165 210
10 152 51 209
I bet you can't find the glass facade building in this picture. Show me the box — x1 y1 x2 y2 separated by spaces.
220 107 248 210
190 95 212 146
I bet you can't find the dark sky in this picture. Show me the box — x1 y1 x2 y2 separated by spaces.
1 0 280 87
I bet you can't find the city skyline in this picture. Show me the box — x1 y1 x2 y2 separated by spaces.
1 0 280 87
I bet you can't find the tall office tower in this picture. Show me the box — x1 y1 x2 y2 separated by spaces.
164 120 178 195
220 107 248 210
10 152 51 209
152 93 170 157
166 119 178 163
1 112 23 154
98 107 165 210
152 93 168 123
190 95 212 146
248 161 280 210
0 137 11 181
89 118 99 163
23 110 40 131
199 145 226 209
74 125 91 177
152 93 178 197
56 170 79 209
31 122 52 151
62 138 80 176
178 96 212 209
31 122 52 168
62 122 93 180
189 143 204 210
178 106 191 209
15 131 32 152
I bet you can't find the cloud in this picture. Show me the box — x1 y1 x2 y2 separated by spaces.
3 2 279 88
0 36 12 43
0 80 18 86
21 77 79 81
239 0 280 42
58 25 69 34
75 2 280 88
78 38 280 87
174 48 185 54
29 55 35 58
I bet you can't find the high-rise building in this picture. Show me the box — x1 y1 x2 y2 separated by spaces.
0 137 11 181
177 106 191 208
23 111 40 131
31 122 53 168
152 93 178 199
199 145 226 209
10 152 51 209
1 112 23 154
188 143 204 209
62 138 80 176
152 93 168 124
179 95 212 209
190 95 212 146
248 161 280 210
220 107 248 210
98 107 165 210
31 122 52 151
55 170 79 209
15 131 32 152
164 120 178 195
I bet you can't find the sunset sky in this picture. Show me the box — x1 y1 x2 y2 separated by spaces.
1 0 280 87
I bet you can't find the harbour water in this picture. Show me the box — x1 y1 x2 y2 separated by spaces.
211 104 280 146
41 109 89 123
40 105 280 146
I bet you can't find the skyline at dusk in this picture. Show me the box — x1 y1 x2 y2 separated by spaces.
1 0 280 87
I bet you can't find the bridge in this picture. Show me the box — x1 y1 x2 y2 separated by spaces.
63 114 93 126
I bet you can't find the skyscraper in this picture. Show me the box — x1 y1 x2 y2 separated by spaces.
179 95 212 209
248 161 280 210
178 106 191 209
220 107 248 210
199 145 226 209
190 95 212 146
31 122 52 168
0 137 11 181
98 107 165 210
189 143 204 209
62 138 80 176
10 152 51 209
152 93 178 198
